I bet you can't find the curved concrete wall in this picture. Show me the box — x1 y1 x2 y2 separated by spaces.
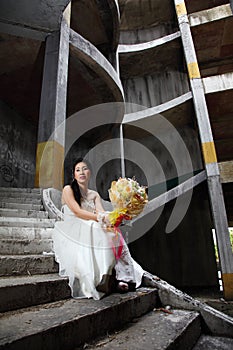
120 24 178 45
69 30 124 103
123 70 190 112
119 32 189 110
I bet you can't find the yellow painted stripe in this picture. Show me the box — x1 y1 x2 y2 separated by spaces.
202 142 218 164
35 141 64 190
222 273 233 300
187 62 201 79
176 2 187 16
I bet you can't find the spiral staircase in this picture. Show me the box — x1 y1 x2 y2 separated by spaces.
0 0 233 348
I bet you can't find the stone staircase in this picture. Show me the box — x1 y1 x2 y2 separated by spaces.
0 187 233 350
0 188 56 278
0 187 70 313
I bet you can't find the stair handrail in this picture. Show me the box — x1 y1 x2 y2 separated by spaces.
130 170 207 226
42 188 64 221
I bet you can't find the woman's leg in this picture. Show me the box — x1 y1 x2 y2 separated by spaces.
114 239 144 289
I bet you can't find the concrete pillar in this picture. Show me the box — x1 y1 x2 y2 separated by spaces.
174 0 233 300
35 4 71 190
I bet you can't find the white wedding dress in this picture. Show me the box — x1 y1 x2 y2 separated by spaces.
52 195 144 300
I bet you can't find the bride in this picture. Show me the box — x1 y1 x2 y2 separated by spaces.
52 158 158 300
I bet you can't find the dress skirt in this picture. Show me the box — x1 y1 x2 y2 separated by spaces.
52 204 144 300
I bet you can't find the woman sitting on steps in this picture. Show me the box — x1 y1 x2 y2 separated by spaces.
52 157 159 300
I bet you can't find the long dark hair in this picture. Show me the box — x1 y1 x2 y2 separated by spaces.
70 157 89 206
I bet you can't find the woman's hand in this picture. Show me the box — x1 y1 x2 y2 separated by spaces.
103 213 111 226
96 211 106 223
96 211 112 228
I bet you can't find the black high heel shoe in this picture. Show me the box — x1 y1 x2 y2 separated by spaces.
116 281 136 293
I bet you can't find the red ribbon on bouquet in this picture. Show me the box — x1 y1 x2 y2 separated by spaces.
109 211 131 260
111 226 124 260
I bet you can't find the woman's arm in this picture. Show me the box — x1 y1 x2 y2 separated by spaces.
62 185 98 221
94 192 111 226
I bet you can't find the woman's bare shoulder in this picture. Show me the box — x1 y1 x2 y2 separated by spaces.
62 185 72 202
63 185 72 192
88 189 99 197
62 185 75 206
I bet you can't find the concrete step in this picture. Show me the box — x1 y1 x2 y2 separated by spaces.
0 202 43 210
0 274 70 313
0 238 53 255
0 208 48 218
0 227 53 239
0 217 55 228
0 288 158 350
0 196 42 204
0 191 42 199
86 309 201 350
0 187 41 194
193 334 233 349
0 254 58 276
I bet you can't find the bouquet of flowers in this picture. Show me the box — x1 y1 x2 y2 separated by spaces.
108 177 148 227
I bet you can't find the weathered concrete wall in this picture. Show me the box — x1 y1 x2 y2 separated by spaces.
120 23 178 45
0 0 71 38
63 124 121 194
122 123 217 289
129 182 219 289
123 124 203 184
0 100 36 188
123 70 190 112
